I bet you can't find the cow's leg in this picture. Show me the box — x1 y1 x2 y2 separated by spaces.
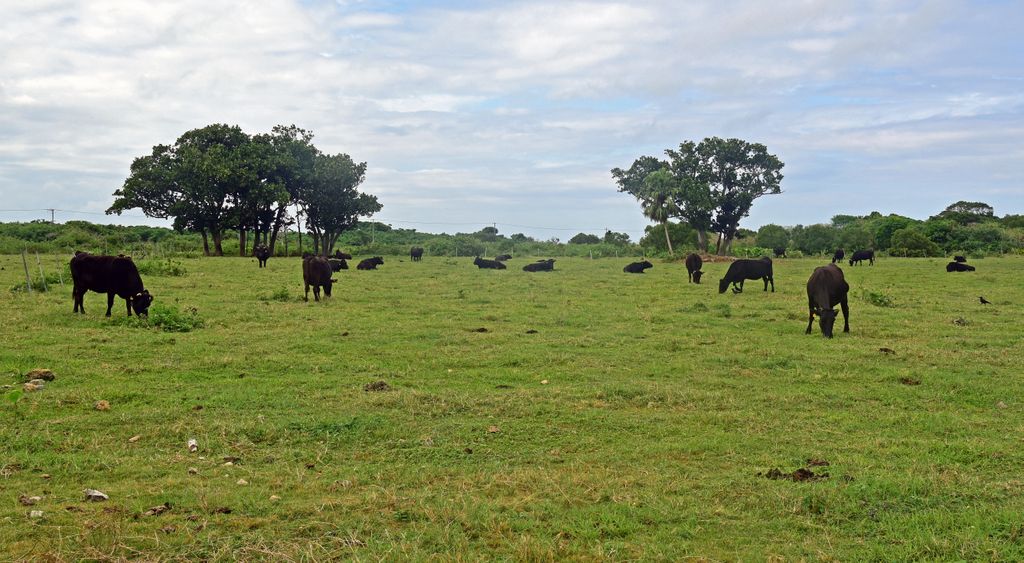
313 286 321 302
105 292 115 317
304 283 310 302
73 287 82 313
841 297 850 333
806 305 815 334
125 296 133 316
767 276 775 292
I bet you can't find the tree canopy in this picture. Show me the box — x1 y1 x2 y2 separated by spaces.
612 137 783 255
109 124 379 256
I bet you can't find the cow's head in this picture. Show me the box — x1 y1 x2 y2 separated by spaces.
324 279 336 297
718 278 729 294
816 307 837 338
692 270 703 284
131 290 154 316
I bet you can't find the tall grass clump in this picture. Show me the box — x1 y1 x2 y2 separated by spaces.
136 258 187 277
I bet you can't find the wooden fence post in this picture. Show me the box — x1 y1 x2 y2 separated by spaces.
21 250 33 293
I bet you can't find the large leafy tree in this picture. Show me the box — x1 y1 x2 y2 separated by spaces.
298 153 381 256
613 137 783 255
109 124 252 256
251 125 318 254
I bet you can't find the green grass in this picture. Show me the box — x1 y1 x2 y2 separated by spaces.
1 254 1023 560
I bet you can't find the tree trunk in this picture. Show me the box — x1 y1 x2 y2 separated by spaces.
269 206 287 254
696 230 709 253
239 228 247 256
662 222 674 256
719 235 735 256
212 230 224 256
201 230 211 256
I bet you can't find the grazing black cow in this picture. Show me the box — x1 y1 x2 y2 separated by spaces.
302 255 335 301
329 258 349 272
410 247 424 261
473 257 507 269
494 254 512 261
70 251 153 316
357 256 384 270
805 263 850 338
685 253 703 284
523 259 556 272
623 260 653 274
848 249 875 266
773 247 787 258
254 244 270 268
831 248 845 264
946 261 976 272
718 257 774 294
333 250 353 260
953 255 967 263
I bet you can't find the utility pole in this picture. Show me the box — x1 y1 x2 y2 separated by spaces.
47 208 55 223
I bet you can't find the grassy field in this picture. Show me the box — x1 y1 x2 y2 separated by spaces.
1 253 1023 561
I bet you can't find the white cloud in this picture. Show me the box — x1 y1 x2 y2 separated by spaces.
0 0 1021 235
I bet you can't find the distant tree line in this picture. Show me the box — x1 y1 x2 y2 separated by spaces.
750 201 1022 257
107 124 381 257
0 220 642 259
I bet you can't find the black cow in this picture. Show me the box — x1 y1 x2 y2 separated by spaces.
685 253 703 284
523 259 556 272
357 257 384 270
410 247 424 261
302 255 335 301
254 244 270 268
333 250 353 260
494 254 512 261
773 247 787 258
848 249 875 266
70 251 153 316
946 261 976 272
623 260 653 274
831 248 845 264
805 263 850 338
329 258 349 272
954 255 967 263
474 257 507 269
718 257 774 294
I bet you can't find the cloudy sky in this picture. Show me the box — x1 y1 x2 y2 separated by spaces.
1 0 1021 240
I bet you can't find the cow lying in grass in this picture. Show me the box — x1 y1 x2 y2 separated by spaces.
357 257 384 270
494 254 512 261
623 260 653 274
523 259 555 272
719 257 774 294
474 257 506 269
805 263 850 338
329 258 349 272
946 261 976 272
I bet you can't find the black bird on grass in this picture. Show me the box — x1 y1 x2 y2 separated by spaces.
979 296 991 305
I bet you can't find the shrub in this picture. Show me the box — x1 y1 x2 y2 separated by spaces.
115 304 204 332
732 246 772 258
861 289 896 308
136 259 187 277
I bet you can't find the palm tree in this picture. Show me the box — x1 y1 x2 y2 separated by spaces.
641 170 680 256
